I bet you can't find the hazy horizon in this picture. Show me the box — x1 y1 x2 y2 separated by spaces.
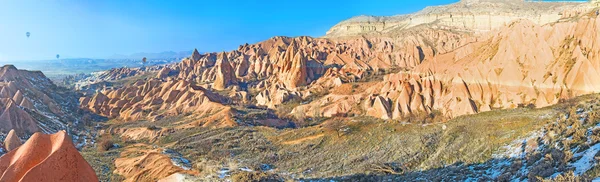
0 0 458 62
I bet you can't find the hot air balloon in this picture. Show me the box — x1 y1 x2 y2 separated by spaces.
142 57 147 64
56 54 60 59
26 32 30 38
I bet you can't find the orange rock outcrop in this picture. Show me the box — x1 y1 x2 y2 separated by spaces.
0 131 98 182
114 144 196 182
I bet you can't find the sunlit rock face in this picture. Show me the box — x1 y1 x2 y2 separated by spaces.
82 0 600 121
0 131 98 182
325 0 595 38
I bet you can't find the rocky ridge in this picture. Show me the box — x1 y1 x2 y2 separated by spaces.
325 0 596 37
70 64 168 92
81 0 600 120
0 65 87 135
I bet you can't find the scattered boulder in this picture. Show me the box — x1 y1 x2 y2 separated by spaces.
3 129 21 151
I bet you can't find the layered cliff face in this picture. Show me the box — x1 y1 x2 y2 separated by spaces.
0 131 98 182
325 0 595 38
295 15 600 120
417 16 600 113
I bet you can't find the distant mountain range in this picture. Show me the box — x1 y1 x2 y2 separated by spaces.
108 50 194 60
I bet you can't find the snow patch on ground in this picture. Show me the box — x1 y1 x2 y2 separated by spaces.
493 131 544 159
485 159 512 179
239 167 253 172
218 168 231 179
571 143 600 175
162 149 192 170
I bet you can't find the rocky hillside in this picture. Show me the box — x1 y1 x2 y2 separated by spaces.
294 14 600 120
325 0 596 37
0 65 89 134
0 65 100 154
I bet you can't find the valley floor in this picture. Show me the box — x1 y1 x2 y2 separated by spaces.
82 94 600 181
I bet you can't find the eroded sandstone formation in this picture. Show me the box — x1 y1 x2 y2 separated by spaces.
294 15 600 120
0 65 84 135
0 131 98 182
81 1 600 123
81 28 470 122
80 78 231 123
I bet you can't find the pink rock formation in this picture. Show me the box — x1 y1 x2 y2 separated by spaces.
213 53 236 90
82 7 600 122
157 67 173 79
0 101 39 134
80 78 236 126
3 130 21 151
0 131 99 182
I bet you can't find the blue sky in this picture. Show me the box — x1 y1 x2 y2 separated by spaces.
0 0 458 61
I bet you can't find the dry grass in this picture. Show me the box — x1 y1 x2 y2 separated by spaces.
150 104 554 180
92 104 552 180
87 90 600 181
231 172 283 182
82 133 126 182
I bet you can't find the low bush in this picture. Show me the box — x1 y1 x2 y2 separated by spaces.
97 134 115 152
